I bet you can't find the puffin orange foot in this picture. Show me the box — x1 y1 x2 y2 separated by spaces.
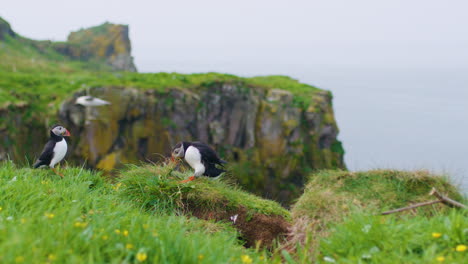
179 176 195 183
51 168 64 178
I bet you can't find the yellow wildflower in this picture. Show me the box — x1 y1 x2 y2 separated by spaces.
241 255 252 264
136 252 148 262
115 229 121 235
48 254 57 261
126 243 134 249
152 231 158 237
123 230 129 237
15 256 25 263
432 232 442 238
102 235 108 240
20 218 26 224
44 213 55 219
74 222 88 228
436 256 445 262
456 244 467 252
142 224 149 229
0 206 3 211
198 254 204 260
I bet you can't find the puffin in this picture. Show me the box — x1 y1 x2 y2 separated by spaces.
33 125 71 178
171 141 227 183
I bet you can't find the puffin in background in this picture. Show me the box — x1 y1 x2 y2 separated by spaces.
171 141 227 183
33 125 71 178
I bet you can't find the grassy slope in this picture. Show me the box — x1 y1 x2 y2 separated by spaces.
289 170 467 263
0 35 109 74
0 162 279 264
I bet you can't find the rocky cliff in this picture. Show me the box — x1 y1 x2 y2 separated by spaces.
52 23 137 72
58 78 345 203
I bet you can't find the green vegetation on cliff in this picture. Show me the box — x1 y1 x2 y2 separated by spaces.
1 63 344 205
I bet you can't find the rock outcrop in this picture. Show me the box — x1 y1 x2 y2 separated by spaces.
52 23 137 72
59 81 345 204
0 17 15 40
0 16 136 72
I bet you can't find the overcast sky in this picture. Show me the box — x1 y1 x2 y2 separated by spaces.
2 0 467 73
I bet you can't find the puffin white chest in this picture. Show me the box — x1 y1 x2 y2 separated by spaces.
184 146 205 176
50 139 67 168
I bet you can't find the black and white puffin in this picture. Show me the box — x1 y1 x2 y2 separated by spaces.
171 141 227 183
33 125 71 178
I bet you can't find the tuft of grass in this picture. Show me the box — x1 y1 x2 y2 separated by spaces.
292 170 463 221
117 163 290 218
287 169 466 262
0 161 274 264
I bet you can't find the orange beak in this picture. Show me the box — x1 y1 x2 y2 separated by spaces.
63 129 71 137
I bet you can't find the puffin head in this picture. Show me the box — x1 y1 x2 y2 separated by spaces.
171 142 185 161
51 125 71 137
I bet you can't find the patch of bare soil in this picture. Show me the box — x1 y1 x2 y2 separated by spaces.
188 203 290 248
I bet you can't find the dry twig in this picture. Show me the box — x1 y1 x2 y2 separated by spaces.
381 187 467 215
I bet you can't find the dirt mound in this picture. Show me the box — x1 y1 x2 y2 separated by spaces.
190 205 290 248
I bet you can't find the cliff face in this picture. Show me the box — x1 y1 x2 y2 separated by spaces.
52 23 137 72
0 103 45 162
58 82 345 203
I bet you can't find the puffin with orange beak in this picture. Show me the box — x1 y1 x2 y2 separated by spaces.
171 141 227 183
33 125 71 178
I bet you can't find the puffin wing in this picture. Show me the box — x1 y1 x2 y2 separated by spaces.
191 142 226 166
33 140 55 168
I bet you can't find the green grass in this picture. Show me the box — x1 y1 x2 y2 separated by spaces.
0 161 274 264
0 162 466 264
317 210 468 264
